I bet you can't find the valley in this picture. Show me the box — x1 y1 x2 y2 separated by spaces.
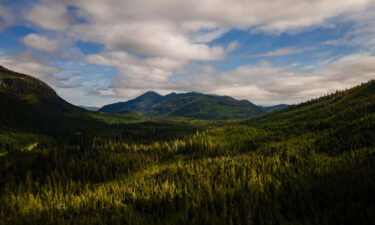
0 67 374 225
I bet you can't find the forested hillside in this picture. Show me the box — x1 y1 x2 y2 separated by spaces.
0 65 84 130
0 66 374 225
0 66 145 148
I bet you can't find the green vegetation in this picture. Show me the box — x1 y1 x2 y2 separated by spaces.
0 66 374 225
99 91 265 120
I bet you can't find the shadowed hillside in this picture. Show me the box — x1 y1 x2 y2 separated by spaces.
0 66 85 131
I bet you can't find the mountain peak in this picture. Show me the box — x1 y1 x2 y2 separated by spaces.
99 90 164 113
141 91 161 96
136 91 163 101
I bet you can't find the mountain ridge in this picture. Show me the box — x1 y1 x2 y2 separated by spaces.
99 91 265 119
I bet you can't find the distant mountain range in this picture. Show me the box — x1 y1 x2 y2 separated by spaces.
259 104 289 112
99 91 266 120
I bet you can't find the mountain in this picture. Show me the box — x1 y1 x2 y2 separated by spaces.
99 91 265 119
0 66 141 137
79 105 100 111
100 91 163 113
260 104 289 112
0 65 86 132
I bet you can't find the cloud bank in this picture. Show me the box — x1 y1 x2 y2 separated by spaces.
22 34 60 53
3 0 375 104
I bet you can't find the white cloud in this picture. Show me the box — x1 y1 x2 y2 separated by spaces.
321 5 375 50
322 39 349 46
0 5 15 31
175 54 375 104
87 51 375 104
25 0 374 60
0 52 59 79
71 21 225 61
26 3 70 31
0 52 83 90
86 51 186 81
254 47 315 57
17 0 375 104
255 47 302 57
86 50 188 97
191 28 229 43
22 34 60 53
70 0 372 32
227 41 240 52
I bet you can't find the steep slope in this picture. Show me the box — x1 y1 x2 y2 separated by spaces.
0 66 86 132
0 66 147 150
245 80 375 154
100 91 265 119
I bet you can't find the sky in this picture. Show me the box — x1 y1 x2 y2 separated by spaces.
1 0 375 107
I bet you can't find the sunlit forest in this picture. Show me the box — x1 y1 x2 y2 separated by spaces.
1 67 374 225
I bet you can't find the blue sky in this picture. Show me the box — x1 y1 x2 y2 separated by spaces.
0 0 375 106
